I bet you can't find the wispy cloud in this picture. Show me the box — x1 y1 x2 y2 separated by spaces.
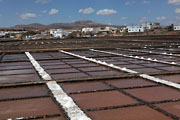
168 0 180 5
35 0 51 4
20 13 37 20
96 9 117 15
78 8 95 14
156 16 166 20
49 9 59 15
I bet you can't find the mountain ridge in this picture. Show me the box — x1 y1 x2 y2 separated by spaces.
8 20 121 30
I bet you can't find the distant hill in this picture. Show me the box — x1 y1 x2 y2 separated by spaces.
8 20 121 30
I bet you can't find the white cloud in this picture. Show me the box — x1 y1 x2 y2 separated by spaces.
96 9 117 15
49 9 59 15
175 8 180 14
20 13 37 20
35 0 50 4
143 0 150 4
156 16 166 20
139 17 148 23
121 17 128 20
168 0 180 5
78 8 95 14
125 1 135 6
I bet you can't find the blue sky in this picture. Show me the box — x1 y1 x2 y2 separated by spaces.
0 0 180 27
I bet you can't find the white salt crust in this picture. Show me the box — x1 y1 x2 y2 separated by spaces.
47 81 91 120
140 74 180 90
61 50 180 90
90 49 180 66
25 52 52 80
121 48 180 57
60 50 138 74
24 52 91 120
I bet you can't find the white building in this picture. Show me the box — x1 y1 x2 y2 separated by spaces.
50 29 63 38
119 27 127 33
0 31 6 37
104 27 118 33
174 26 180 31
50 29 70 38
141 22 160 30
82 28 94 33
126 26 146 33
